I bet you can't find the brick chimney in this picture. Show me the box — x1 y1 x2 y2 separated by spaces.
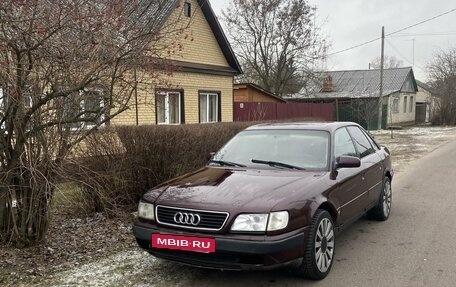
322 75 334 92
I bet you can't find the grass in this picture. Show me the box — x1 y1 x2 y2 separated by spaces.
52 181 89 215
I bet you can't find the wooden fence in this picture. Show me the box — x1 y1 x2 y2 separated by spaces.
233 102 335 122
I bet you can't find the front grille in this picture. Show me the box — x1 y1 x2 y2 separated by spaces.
156 205 229 231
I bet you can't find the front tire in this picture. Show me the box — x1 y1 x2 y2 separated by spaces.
368 177 392 221
296 209 335 280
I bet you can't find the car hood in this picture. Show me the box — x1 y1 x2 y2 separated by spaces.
143 167 328 212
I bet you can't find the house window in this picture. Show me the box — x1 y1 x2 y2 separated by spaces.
22 86 33 109
184 2 191 17
199 92 220 123
64 89 104 130
0 86 34 132
0 87 4 131
403 96 407 113
410 96 414 113
392 96 399 114
156 91 183 124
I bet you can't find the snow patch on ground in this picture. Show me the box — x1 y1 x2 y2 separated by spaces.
48 250 149 286
47 249 203 287
371 126 456 172
11 126 456 287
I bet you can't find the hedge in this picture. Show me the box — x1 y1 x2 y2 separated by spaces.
68 122 253 213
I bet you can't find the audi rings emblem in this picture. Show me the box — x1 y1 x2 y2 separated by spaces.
174 212 201 226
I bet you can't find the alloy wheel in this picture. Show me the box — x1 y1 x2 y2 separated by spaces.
383 180 392 216
314 217 334 273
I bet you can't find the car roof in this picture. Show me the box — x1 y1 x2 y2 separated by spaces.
244 122 361 133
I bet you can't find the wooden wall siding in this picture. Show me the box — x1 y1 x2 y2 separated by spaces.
111 0 236 126
233 88 249 102
159 0 229 67
401 73 418 93
234 85 284 103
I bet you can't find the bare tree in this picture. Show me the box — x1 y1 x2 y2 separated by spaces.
370 55 403 69
351 98 380 131
428 48 456 125
0 0 189 246
223 0 326 97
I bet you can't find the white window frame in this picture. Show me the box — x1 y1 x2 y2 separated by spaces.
409 96 414 113
199 92 219 123
68 89 105 131
392 95 399 114
403 96 407 113
156 91 181 125
0 87 5 131
0 86 34 133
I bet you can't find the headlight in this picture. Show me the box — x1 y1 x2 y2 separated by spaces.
230 211 289 232
138 201 155 221
267 211 289 231
231 214 268 232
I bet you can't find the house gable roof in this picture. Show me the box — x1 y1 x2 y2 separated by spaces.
147 0 241 74
286 67 418 100
197 0 242 74
132 0 181 30
234 83 287 103
416 80 431 91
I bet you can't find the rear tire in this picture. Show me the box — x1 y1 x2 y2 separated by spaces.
368 177 392 221
295 209 335 280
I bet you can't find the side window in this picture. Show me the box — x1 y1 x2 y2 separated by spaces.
347 126 375 158
362 129 380 150
334 128 357 160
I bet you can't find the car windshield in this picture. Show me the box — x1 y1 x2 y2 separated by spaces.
211 129 330 170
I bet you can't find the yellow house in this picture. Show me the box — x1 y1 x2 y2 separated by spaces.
111 0 242 126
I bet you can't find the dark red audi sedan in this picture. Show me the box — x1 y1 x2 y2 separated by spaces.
133 122 393 280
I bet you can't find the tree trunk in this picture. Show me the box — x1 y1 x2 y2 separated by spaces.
1 169 53 247
0 193 6 236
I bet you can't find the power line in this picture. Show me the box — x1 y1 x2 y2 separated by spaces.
386 8 456 36
327 7 456 56
327 37 381 56
385 39 427 73
391 31 456 37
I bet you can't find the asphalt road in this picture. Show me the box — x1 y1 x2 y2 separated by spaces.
165 137 456 287
46 136 456 287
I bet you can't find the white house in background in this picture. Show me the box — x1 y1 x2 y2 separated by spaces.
285 67 419 129
415 80 435 123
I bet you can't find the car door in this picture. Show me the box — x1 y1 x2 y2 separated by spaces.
333 127 366 224
361 128 385 205
347 126 384 209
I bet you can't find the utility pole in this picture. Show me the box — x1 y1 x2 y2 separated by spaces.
134 68 139 126
377 26 385 130
405 38 416 67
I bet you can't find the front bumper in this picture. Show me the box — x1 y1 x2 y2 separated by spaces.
133 222 308 270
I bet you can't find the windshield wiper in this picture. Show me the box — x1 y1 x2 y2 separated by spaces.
208 160 246 167
251 159 305 170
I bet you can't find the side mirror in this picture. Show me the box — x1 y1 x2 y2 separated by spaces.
207 152 215 161
336 155 361 169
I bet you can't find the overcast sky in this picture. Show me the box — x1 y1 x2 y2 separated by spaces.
210 0 456 81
